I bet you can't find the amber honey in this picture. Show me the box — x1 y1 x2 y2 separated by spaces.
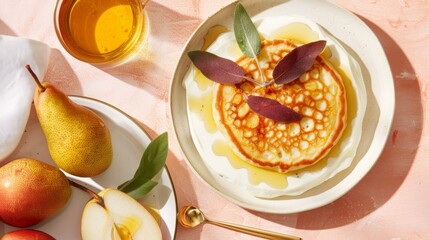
54 0 147 66
271 22 333 59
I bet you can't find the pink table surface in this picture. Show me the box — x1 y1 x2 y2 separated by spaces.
1 0 428 239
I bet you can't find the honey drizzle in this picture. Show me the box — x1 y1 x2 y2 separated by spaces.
212 140 288 189
271 22 333 60
145 206 161 225
201 25 229 51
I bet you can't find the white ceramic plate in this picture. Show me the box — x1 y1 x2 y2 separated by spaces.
170 0 394 213
1 96 177 239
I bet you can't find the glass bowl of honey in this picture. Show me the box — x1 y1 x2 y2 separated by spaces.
54 0 149 67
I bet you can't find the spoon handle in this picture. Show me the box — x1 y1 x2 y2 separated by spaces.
206 218 301 240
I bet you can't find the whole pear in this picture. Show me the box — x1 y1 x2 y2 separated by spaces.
1 229 55 240
0 158 71 227
26 65 112 177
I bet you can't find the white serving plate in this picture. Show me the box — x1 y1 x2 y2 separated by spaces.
1 96 177 239
170 0 394 214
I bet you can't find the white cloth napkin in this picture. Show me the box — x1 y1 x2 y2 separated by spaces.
0 35 50 161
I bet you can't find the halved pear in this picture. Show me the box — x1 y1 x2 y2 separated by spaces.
81 188 162 240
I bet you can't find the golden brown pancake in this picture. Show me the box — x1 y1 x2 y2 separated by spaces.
213 39 347 173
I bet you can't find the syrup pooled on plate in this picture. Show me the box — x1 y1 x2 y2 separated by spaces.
271 22 333 63
187 69 217 133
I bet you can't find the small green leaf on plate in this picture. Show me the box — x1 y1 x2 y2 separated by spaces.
123 180 158 199
118 132 168 199
234 3 261 58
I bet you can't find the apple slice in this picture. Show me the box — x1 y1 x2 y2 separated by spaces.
80 188 162 240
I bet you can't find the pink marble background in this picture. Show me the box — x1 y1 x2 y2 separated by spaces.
1 0 428 239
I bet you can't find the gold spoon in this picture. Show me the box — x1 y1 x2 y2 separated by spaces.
177 206 302 240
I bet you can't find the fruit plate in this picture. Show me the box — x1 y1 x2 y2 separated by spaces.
0 96 177 239
170 0 394 213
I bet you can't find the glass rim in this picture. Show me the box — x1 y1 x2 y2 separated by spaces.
53 0 147 66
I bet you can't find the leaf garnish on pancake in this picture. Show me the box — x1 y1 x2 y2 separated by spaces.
233 3 261 58
273 40 327 85
234 3 266 84
188 51 245 84
247 95 302 123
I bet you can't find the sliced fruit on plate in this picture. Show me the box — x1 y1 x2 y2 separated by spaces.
80 188 162 240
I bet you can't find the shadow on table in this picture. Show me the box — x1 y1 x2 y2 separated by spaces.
0 20 15 36
250 16 423 230
99 0 201 101
44 49 82 95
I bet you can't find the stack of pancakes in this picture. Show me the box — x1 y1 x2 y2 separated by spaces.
213 39 347 173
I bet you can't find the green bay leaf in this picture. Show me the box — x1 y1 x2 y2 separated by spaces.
124 180 158 199
118 132 168 199
234 3 261 58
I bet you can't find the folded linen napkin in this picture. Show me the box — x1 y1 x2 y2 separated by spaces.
0 35 50 161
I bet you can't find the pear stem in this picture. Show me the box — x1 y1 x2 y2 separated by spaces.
25 64 46 92
68 180 105 207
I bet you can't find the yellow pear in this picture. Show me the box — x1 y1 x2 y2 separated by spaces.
0 158 71 227
26 65 112 177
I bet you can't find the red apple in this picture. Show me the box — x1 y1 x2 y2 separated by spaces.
1 229 55 240
0 158 71 227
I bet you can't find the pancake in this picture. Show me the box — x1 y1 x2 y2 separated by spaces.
213 39 347 173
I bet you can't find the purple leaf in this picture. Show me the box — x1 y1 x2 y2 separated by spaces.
247 95 302 123
188 50 245 84
273 40 327 85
